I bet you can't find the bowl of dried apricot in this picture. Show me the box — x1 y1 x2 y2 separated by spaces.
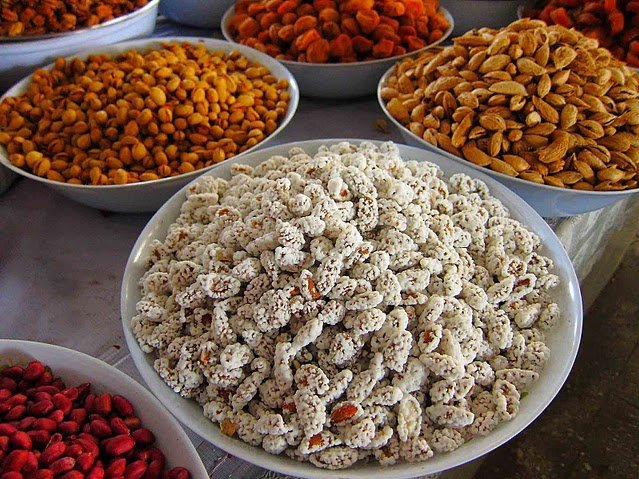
0 37 299 213
379 17 639 217
222 0 454 98
0 0 159 92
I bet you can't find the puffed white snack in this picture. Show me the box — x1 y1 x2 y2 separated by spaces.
134 142 562 469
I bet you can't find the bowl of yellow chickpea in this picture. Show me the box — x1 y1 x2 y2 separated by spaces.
0 37 299 212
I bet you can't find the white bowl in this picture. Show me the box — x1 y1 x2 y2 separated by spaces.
377 68 639 217
440 0 522 36
0 339 208 477
221 5 454 98
121 139 583 479
0 0 159 92
0 37 299 213
160 0 235 29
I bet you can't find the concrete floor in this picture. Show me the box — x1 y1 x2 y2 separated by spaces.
474 235 639 479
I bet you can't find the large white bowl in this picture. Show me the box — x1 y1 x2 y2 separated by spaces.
0 37 299 213
0 0 159 93
440 0 522 36
377 67 639 218
160 0 235 29
221 5 454 98
121 139 583 479
0 339 208 477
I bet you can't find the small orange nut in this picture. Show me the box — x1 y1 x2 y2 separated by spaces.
331 403 358 423
220 418 238 437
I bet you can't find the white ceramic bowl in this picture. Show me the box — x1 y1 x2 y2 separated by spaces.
121 139 583 479
160 0 235 29
377 68 639 217
0 339 208 477
0 0 158 93
0 37 299 213
440 0 523 36
221 5 454 98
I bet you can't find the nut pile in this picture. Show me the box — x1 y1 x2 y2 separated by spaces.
227 0 449 63
0 359 191 478
133 141 561 470
0 0 150 37
382 19 639 191
0 42 290 185
524 0 639 66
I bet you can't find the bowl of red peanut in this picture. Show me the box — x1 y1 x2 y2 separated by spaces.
221 0 454 98
0 339 207 479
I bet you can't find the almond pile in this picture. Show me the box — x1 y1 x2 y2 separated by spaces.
381 18 639 191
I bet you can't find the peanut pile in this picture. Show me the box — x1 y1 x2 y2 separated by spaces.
382 19 639 191
0 42 290 186
1 0 150 37
227 0 449 63
0 359 191 478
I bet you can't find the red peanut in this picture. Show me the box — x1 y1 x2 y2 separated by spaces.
52 394 72 415
109 418 129 436
130 429 154 446
112 396 133 417
29 400 53 417
76 452 96 472
104 435 135 456
23 362 45 382
3 449 29 471
49 456 76 475
33 418 57 432
41 441 66 465
10 431 32 449
123 460 147 479
106 457 127 477
166 467 190 479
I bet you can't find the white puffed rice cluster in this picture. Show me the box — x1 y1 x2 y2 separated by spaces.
133 141 562 470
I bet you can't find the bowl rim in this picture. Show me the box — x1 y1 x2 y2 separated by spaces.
0 338 209 478
0 0 159 43
377 64 639 198
220 5 454 68
0 36 300 191
121 138 583 479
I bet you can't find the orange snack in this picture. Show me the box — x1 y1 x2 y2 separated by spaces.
525 0 639 63
228 0 448 63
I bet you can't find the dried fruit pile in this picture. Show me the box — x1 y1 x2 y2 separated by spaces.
382 18 639 190
227 0 449 63
524 0 639 66
0 0 150 37
0 42 290 185
0 360 190 479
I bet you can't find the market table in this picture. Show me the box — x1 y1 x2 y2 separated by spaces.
2 18 639 479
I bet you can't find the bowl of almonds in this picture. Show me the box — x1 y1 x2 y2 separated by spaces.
0 37 299 213
378 18 639 217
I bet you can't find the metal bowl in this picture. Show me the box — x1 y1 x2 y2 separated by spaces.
377 66 639 218
0 0 159 92
0 37 299 213
121 138 582 479
221 5 454 98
